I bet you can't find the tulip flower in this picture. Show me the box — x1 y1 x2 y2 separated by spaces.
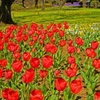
4 70 13 79
94 92 100 100
30 57 40 68
91 41 99 50
75 37 84 46
55 77 67 91
0 59 8 67
22 52 31 62
70 79 82 94
29 89 43 100
65 63 77 78
12 60 23 72
22 68 34 83
42 55 53 69
2 88 19 100
39 70 48 78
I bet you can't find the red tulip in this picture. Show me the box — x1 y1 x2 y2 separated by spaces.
91 41 99 50
50 37 56 43
39 34 46 40
70 79 82 94
65 63 77 78
23 24 28 29
39 70 48 78
67 45 75 54
30 57 40 68
39 39 44 45
13 52 20 59
54 69 60 77
86 48 96 58
7 42 19 52
2 88 19 100
67 56 76 64
92 59 100 69
16 32 23 42
75 48 80 53
4 70 13 79
0 31 4 39
22 68 34 84
0 40 4 50
0 59 7 67
10 33 14 38
40 24 44 29
64 21 69 29
68 39 73 46
23 34 28 41
42 55 53 69
94 92 100 100
75 37 84 46
30 23 38 31
59 40 66 47
55 77 67 91
36 30 42 35
32 35 38 42
29 89 43 100
46 22 53 30
44 43 57 54
22 52 31 61
28 30 34 36
52 24 58 33
0 68 3 78
58 30 65 37
47 31 54 37
57 23 62 29
28 41 34 46
12 60 23 72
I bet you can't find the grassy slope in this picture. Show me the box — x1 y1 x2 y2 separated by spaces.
0 4 100 30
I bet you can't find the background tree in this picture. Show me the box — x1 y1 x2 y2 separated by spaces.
0 0 15 24
56 0 66 9
0 0 25 24
35 0 38 8
41 0 45 10
22 0 26 8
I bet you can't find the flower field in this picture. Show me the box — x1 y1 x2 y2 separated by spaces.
0 22 100 100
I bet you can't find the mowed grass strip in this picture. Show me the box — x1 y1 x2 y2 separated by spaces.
0 4 100 30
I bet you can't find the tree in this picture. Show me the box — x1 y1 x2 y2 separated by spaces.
0 0 15 24
41 0 45 10
0 0 24 24
34 0 45 10
22 0 26 8
34 0 38 8
56 0 66 9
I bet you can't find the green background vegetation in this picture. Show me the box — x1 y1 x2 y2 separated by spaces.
0 4 100 30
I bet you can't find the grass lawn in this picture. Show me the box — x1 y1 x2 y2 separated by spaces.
0 4 100 30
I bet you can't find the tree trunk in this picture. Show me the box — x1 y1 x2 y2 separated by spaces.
82 0 86 8
0 0 15 24
22 0 26 8
34 0 38 8
41 0 45 10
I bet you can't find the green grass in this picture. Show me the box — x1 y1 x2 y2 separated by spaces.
0 4 100 30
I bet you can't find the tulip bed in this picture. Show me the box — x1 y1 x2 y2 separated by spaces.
0 22 100 100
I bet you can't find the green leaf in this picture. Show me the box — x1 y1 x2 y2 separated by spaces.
41 84 48 95
48 95 58 100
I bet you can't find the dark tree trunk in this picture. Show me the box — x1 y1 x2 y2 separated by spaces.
41 0 45 10
0 0 15 24
35 0 38 8
22 0 26 8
